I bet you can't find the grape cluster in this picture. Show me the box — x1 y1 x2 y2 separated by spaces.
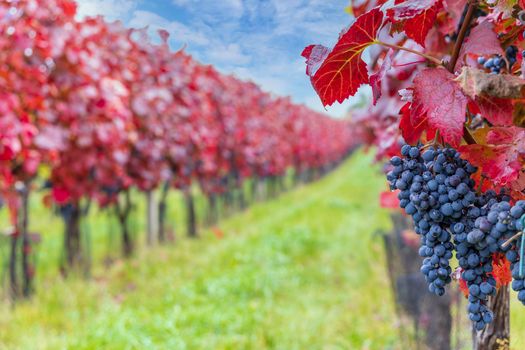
388 145 478 296
508 245 525 305
478 55 505 74
387 144 525 330
458 198 506 330
477 46 518 74
503 201 525 304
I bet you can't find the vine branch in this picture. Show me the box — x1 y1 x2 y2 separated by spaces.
447 1 478 145
377 41 442 66
448 1 478 73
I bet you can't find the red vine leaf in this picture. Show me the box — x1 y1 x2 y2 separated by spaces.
455 20 503 72
460 126 525 186
459 276 469 297
387 0 443 47
302 8 384 106
370 49 394 105
399 101 425 144
302 44 330 76
349 0 389 17
380 190 400 209
492 253 512 288
411 68 467 146
441 0 468 34
475 96 514 126
490 0 517 19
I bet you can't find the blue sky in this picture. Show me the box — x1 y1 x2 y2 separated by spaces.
75 0 357 117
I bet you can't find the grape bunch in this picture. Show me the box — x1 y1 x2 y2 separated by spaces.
477 46 518 74
496 201 525 304
387 144 525 330
388 145 479 296
457 199 507 330
478 55 505 74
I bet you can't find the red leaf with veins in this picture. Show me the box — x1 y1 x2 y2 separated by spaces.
460 127 525 186
411 68 467 146
388 0 440 19
387 0 442 47
455 20 503 72
399 101 425 144
441 0 468 34
302 8 383 106
476 96 513 126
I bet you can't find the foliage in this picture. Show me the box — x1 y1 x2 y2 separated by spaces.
304 0 525 192
302 0 525 334
0 0 356 221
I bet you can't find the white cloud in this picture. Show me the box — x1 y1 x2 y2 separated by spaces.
75 0 354 118
128 10 210 47
207 43 251 65
75 0 139 21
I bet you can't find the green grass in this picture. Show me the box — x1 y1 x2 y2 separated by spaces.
1 150 524 349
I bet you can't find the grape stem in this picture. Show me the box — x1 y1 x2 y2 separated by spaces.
501 231 523 249
376 41 442 66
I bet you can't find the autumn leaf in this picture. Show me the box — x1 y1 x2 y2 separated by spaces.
302 8 384 106
459 276 469 297
370 49 394 105
492 253 512 288
455 67 519 125
490 0 518 19
380 190 400 209
411 68 468 146
454 20 503 72
399 101 426 144
441 0 468 34
302 44 330 76
460 126 525 186
348 0 389 17
386 0 443 47
476 96 514 126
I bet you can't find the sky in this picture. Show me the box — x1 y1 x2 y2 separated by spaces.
75 0 360 117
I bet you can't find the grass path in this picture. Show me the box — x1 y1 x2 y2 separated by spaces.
2 151 524 349
0 151 399 349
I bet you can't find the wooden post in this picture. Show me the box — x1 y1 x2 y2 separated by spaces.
184 188 197 238
145 190 157 245
473 286 510 350
157 181 170 243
